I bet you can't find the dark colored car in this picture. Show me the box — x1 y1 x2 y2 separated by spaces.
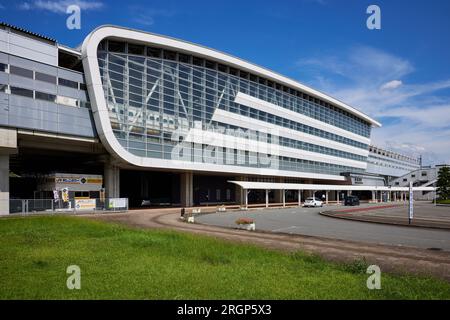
344 195 360 206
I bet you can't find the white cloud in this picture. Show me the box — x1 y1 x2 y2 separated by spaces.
19 0 103 14
380 80 402 91
129 7 175 27
296 46 450 165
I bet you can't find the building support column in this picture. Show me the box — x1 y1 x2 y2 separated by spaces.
244 189 248 209
265 189 269 208
298 190 302 206
1 128 17 215
180 172 193 207
104 160 120 199
282 189 286 207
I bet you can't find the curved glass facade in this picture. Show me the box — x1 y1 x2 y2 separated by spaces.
97 40 369 176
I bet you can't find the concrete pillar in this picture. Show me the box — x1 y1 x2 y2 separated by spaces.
372 191 376 203
265 189 269 208
244 189 248 209
180 172 193 207
387 191 391 202
282 189 286 207
104 160 120 199
298 190 302 206
325 191 329 204
0 128 18 215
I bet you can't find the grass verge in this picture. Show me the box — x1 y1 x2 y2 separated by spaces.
0 215 449 299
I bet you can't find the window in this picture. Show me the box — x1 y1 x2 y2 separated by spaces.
411 174 416 178
108 41 125 53
146 47 161 58
58 78 78 89
0 83 7 92
178 53 190 63
10 86 33 98
128 43 144 55
193 56 203 66
35 72 56 84
35 91 56 102
422 172 427 176
216 189 221 201
163 50 177 61
10 65 33 79
0 63 7 72
403 178 407 182
79 83 87 91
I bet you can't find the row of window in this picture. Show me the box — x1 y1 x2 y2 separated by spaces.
0 62 87 90
113 133 363 175
98 43 372 137
369 147 419 165
0 83 91 108
368 154 420 170
99 54 368 150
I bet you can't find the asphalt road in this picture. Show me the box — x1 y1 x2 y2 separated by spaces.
196 205 450 251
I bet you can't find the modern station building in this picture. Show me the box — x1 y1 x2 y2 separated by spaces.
0 23 432 213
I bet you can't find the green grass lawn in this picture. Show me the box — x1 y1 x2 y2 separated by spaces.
437 199 450 204
1 215 449 299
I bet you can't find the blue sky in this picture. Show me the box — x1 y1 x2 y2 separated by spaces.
1 0 450 165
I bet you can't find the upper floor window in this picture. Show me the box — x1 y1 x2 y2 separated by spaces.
58 78 78 89
10 86 33 98
10 65 33 79
35 72 56 84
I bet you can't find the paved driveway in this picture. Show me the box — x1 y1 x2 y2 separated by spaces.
196 205 450 251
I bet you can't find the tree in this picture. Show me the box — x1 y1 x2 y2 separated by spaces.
436 166 450 200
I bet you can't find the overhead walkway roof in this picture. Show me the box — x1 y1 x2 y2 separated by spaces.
228 181 436 192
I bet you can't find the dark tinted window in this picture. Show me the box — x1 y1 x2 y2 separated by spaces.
58 78 79 89
108 41 126 53
163 50 177 61
178 53 190 63
79 83 87 91
10 65 33 79
35 91 56 102
146 47 161 58
128 43 145 55
0 83 7 92
0 63 7 72
10 86 33 98
35 72 56 84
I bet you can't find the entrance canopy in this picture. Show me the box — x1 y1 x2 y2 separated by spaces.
228 181 436 192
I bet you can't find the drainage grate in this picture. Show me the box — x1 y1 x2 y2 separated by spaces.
427 247 443 251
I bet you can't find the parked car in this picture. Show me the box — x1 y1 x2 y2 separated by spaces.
344 195 360 206
302 197 323 207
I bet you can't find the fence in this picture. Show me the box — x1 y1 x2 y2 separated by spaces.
5 198 128 215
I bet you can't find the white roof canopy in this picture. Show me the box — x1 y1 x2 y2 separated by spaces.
228 181 435 192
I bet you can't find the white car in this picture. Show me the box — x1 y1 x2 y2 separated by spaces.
302 197 323 207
